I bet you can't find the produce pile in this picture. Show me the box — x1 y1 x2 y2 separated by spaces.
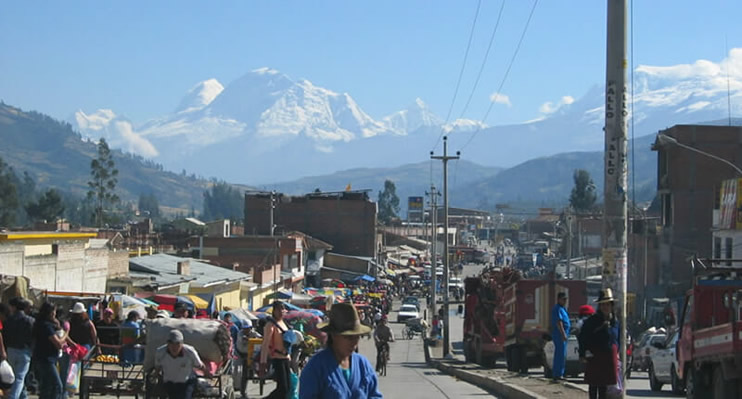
94 354 119 363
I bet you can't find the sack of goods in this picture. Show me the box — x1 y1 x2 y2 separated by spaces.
143 318 231 372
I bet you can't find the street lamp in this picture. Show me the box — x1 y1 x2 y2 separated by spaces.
656 133 742 176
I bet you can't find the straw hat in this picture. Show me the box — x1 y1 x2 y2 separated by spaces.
70 302 87 314
318 303 372 335
596 288 615 304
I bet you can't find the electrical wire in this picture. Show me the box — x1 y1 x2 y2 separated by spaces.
459 0 539 152
457 0 507 120
431 0 483 152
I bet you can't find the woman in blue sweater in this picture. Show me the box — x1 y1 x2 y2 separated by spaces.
300 303 382 399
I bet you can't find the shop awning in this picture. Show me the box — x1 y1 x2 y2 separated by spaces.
353 274 375 283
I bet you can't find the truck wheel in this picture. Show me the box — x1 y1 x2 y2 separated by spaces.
671 365 684 395
713 366 738 399
649 363 663 391
518 346 529 374
685 367 696 399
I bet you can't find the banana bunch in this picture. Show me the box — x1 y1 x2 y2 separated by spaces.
95 354 119 363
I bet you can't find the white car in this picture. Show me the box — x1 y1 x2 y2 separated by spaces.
397 304 420 323
543 335 583 378
633 333 667 371
649 330 683 394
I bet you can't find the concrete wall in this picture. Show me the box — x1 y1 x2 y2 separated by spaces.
107 251 129 278
0 241 111 293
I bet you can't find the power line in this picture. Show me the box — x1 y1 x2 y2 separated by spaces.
459 0 539 151
457 0 507 120
432 0 483 152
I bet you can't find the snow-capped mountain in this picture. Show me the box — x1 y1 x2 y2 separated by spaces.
72 49 742 184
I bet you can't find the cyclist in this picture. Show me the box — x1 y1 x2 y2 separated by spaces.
373 316 394 372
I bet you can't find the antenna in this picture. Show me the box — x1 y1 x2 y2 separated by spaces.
726 35 732 126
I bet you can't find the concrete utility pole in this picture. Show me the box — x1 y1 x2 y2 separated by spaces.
269 191 277 236
566 207 572 279
431 136 460 358
426 186 439 326
603 1 628 396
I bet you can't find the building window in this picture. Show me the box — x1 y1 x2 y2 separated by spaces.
662 194 673 227
714 237 722 260
725 237 733 266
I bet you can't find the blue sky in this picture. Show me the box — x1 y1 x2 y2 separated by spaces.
2 0 741 126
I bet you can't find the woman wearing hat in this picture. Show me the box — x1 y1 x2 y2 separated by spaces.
299 303 382 399
578 289 620 399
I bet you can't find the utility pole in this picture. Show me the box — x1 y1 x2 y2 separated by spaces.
426 186 439 328
603 1 628 396
431 136 460 358
566 207 572 279
269 190 277 236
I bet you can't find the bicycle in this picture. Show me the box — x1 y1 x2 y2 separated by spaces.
376 343 388 377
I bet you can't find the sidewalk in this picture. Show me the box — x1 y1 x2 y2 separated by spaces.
425 341 587 399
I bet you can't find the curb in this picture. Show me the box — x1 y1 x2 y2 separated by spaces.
424 340 547 399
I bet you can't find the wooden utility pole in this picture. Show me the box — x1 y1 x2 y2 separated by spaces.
431 136 460 357
603 1 628 396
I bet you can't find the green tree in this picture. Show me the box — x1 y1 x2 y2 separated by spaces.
138 193 161 220
377 180 400 224
87 138 119 227
569 169 597 212
0 157 19 227
25 188 65 222
202 182 243 222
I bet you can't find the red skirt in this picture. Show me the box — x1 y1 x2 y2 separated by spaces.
584 344 618 386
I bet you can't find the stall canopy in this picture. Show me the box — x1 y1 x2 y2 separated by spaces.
353 275 375 283
266 289 294 300
185 295 209 310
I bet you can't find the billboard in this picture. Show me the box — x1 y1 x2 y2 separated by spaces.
408 196 424 222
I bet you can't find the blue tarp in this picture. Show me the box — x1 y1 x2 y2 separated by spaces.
353 274 375 282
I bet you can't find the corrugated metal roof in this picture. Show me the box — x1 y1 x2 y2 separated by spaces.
129 254 250 287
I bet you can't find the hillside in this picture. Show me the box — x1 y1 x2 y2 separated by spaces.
268 160 502 212
455 133 658 208
0 103 250 212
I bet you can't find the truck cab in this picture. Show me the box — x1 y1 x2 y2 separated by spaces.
676 266 742 398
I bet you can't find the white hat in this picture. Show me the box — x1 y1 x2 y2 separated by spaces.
156 310 170 319
241 319 253 329
71 302 86 314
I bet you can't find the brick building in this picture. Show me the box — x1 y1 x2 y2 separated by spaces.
244 191 377 257
652 124 742 295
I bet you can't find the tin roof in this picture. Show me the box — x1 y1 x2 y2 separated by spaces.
129 254 250 288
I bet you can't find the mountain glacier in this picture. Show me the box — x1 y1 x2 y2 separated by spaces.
72 49 742 184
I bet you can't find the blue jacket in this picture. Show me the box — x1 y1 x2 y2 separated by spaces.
551 304 570 338
299 348 382 399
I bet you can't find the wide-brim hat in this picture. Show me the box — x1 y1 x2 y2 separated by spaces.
71 302 87 314
318 303 372 335
596 288 615 304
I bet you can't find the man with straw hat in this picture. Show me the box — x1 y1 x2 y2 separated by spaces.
578 289 620 399
300 303 382 398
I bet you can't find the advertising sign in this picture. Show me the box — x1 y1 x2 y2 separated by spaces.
408 196 424 222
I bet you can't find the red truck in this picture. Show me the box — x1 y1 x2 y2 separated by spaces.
674 263 742 399
463 268 587 372
502 277 587 373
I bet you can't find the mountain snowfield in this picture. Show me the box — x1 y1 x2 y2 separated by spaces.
73 49 742 184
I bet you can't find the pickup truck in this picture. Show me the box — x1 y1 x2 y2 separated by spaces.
542 335 582 378
648 329 683 394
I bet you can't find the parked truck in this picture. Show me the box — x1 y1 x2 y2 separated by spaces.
503 277 587 373
674 262 742 399
463 267 587 372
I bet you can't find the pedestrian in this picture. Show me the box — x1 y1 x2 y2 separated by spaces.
578 289 619 399
574 305 596 334
95 308 119 354
32 302 69 399
120 311 142 364
259 302 292 399
173 303 188 319
154 330 209 399
3 298 35 399
235 319 261 398
551 292 570 381
223 313 240 350
68 303 96 351
299 302 382 399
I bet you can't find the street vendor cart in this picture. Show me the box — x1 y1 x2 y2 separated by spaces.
78 347 147 399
